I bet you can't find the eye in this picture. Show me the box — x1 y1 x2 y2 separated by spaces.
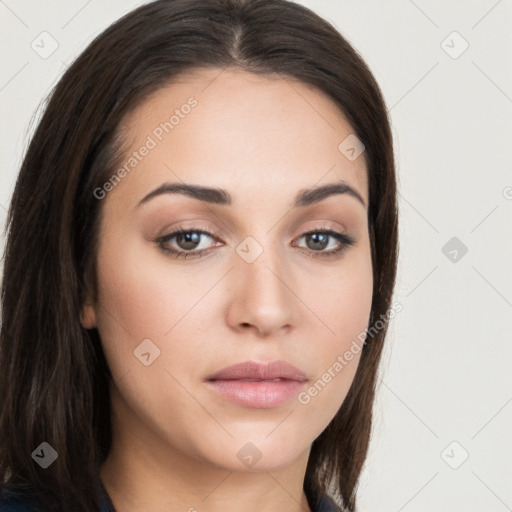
155 227 356 260
293 229 355 258
156 228 219 259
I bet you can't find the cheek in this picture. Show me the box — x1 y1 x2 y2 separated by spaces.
92 232 165 377
89 220 374 470
94 222 373 414
306 236 373 347
296 242 373 418
94 227 189 335
96 224 373 365
93 228 219 388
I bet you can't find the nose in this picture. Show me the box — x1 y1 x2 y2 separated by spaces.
225 244 301 338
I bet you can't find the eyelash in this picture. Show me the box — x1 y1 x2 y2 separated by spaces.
155 226 356 260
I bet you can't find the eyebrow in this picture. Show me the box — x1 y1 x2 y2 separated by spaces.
136 180 366 209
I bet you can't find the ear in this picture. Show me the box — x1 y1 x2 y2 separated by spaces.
80 301 97 329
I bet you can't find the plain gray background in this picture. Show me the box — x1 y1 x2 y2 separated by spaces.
1 1 511 511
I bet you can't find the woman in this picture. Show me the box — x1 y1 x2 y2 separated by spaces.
0 0 398 510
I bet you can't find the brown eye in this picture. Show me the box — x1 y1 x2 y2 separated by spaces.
155 227 355 260
304 232 329 251
174 231 202 251
295 229 356 257
156 228 218 259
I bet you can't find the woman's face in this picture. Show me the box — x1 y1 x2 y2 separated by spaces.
82 68 373 473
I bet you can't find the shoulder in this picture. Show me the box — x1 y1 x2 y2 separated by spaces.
0 490 37 511
1 488 335 512
0 490 113 512
316 493 345 512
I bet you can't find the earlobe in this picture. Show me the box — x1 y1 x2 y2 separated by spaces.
80 304 97 329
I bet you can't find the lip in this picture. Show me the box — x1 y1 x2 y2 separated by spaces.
206 360 308 382
204 360 308 408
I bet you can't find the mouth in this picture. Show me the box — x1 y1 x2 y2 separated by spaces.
205 360 308 382
232 378 285 382
204 360 308 408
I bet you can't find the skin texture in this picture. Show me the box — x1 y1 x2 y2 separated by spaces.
81 68 373 512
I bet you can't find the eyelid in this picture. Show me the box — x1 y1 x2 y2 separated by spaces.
155 223 355 260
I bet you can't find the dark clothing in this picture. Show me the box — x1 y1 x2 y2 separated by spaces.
0 480 343 511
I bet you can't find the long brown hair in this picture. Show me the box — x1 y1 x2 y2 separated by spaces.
0 0 398 510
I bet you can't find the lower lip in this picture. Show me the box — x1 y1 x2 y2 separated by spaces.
205 379 306 408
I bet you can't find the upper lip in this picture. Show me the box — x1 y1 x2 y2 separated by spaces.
206 360 308 382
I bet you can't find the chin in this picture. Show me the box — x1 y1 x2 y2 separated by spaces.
193 432 309 473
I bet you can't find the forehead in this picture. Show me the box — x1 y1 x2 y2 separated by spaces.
111 68 368 210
